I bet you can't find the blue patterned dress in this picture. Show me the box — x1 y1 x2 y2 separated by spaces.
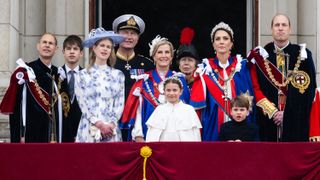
75 64 125 142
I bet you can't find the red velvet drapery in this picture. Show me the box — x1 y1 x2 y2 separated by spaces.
0 142 319 180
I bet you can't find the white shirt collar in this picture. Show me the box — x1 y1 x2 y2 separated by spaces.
218 61 230 69
65 65 80 74
274 41 289 51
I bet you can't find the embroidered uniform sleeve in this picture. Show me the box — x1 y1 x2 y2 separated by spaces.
250 64 278 119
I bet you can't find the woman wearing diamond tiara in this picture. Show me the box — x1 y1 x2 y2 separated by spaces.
120 35 190 142
75 28 125 142
190 22 277 141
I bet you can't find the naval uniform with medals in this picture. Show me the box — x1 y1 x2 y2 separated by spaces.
114 51 154 100
252 42 316 142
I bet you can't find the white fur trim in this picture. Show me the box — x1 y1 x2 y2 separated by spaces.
58 67 66 81
131 74 149 81
299 43 307 60
16 58 36 82
133 87 141 97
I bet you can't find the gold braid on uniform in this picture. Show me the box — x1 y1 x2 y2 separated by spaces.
33 80 50 106
116 51 135 61
256 98 278 119
58 78 62 90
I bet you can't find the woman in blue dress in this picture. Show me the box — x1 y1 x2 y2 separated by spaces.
190 22 277 141
120 35 190 142
75 28 125 142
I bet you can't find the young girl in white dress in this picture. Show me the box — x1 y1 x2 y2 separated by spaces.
145 77 202 142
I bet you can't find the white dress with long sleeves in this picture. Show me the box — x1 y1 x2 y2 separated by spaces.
74 64 125 142
146 101 202 142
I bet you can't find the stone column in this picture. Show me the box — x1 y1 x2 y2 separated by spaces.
297 0 318 81
46 0 85 67
0 0 22 142
20 0 47 63
0 0 86 142
0 0 20 86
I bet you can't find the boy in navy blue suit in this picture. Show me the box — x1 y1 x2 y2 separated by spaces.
60 35 83 142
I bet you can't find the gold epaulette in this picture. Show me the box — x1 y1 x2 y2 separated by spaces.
256 98 278 119
309 136 320 142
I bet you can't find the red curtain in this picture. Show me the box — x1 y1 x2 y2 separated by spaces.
0 142 319 180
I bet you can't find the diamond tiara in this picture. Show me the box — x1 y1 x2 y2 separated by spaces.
163 75 183 88
148 35 169 57
210 22 234 42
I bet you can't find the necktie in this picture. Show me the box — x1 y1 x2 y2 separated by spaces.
69 70 75 101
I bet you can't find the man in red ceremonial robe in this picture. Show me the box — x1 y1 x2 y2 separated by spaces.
248 14 316 142
0 33 60 142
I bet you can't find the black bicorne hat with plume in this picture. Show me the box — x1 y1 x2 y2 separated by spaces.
176 27 199 61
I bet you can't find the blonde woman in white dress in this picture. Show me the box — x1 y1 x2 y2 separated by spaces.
75 28 125 142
